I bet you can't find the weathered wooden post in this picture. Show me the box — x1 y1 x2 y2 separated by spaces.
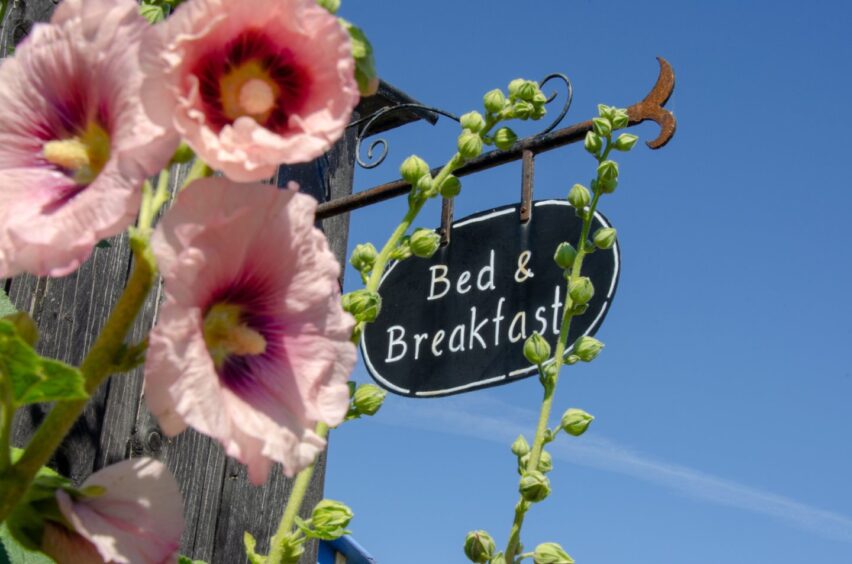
0 3 427 560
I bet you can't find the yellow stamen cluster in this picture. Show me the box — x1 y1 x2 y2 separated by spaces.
203 303 267 368
42 122 111 185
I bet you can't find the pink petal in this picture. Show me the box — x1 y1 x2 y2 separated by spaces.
145 179 355 481
54 458 184 564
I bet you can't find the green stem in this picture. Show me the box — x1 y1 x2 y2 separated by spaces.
351 153 464 344
504 149 608 561
0 376 12 472
267 422 330 564
181 158 213 191
0 235 157 522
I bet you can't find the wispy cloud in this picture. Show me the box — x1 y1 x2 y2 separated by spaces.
377 395 852 543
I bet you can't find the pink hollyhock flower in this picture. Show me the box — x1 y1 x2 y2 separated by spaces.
144 179 355 482
0 0 177 278
141 0 359 182
41 457 184 564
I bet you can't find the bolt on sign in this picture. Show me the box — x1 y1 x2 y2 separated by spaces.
361 200 620 397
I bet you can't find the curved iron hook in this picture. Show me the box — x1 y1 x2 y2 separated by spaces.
352 103 460 169
536 73 574 135
627 57 676 149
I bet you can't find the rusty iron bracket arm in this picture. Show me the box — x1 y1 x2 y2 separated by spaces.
316 57 676 220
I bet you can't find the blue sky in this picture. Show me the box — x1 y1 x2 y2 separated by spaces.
323 1 852 562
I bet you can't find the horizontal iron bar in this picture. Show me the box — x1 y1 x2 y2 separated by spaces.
315 119 591 220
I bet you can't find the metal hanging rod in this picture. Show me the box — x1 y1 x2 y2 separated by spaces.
316 57 675 221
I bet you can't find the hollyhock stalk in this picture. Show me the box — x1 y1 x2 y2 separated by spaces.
502 140 612 563
0 233 157 523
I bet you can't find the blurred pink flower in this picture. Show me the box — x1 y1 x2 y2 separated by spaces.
141 0 359 182
0 0 177 278
41 457 184 564
144 179 355 482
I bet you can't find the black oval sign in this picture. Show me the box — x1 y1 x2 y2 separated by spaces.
361 200 620 397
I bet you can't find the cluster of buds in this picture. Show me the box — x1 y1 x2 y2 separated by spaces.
584 105 637 194
349 242 377 282
295 499 354 541
341 289 381 323
345 382 386 421
400 154 461 203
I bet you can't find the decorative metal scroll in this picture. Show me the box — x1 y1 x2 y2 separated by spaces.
318 57 676 220
349 73 575 171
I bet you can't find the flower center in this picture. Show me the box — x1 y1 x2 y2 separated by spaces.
220 61 280 124
238 78 276 115
203 303 267 368
42 122 110 185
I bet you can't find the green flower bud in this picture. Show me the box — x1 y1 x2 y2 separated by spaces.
597 160 619 181
511 434 530 457
533 542 575 564
565 354 580 365
519 470 551 502
531 104 547 120
613 133 639 151
523 332 551 365
518 451 553 474
593 227 617 250
483 89 507 113
598 177 618 194
553 242 577 269
592 117 612 138
353 383 386 416
341 290 381 322
349 242 377 273
3 312 38 346
310 499 353 539
464 530 496 563
439 175 462 198
584 131 602 155
460 111 486 133
568 277 594 306
532 90 548 107
561 408 594 437
567 183 590 209
400 155 430 184
458 130 483 160
410 228 441 258
414 173 435 199
597 104 615 120
507 78 526 99
491 554 507 564
516 80 538 102
511 101 534 120
572 335 604 362
493 127 518 150
611 108 630 129
542 362 559 380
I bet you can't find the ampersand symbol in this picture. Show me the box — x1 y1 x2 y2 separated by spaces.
515 250 534 283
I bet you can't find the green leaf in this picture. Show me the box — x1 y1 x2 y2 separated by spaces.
178 556 208 564
243 532 265 564
0 321 87 406
316 0 340 14
0 286 15 317
0 523 53 564
139 3 166 24
340 19 378 96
